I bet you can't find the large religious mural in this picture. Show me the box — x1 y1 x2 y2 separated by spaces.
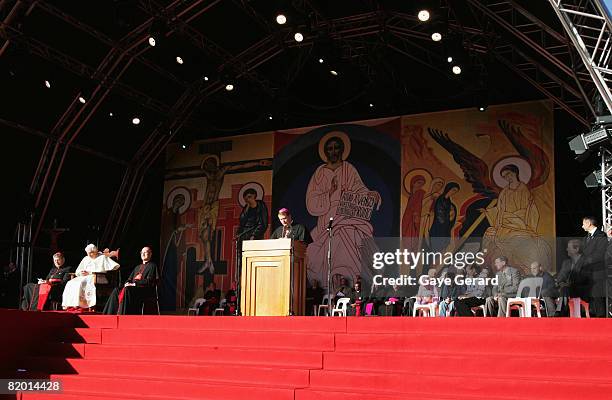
273 119 402 289
160 133 273 311
160 100 555 311
401 100 555 276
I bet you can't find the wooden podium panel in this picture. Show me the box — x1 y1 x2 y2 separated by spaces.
240 238 306 316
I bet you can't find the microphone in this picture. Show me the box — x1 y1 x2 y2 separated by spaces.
327 217 334 230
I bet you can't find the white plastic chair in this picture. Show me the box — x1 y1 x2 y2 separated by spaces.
568 298 590 318
506 277 543 317
317 294 332 316
187 298 206 316
331 297 350 316
413 299 438 317
214 298 226 316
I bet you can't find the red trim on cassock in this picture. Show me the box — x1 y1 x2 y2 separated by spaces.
118 287 126 306
37 283 52 311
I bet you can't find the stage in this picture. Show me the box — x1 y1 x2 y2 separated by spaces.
2 309 612 400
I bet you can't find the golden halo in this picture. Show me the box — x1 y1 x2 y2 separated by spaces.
200 154 220 170
491 156 532 188
166 186 191 215
318 131 351 162
403 169 432 195
238 182 265 208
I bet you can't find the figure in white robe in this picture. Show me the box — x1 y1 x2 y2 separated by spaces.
306 134 380 287
62 244 120 309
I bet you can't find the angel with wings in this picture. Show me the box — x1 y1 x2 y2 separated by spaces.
428 120 551 274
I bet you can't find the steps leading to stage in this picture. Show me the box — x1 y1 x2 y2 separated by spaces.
3 310 612 400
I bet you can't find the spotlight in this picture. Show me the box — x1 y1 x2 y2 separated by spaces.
268 115 273 120
44 80 51 89
318 58 324 64
447 56 453 63
294 32 304 42
431 32 442 42
478 105 487 112
225 84 234 91
204 76 209 81
330 70 338 76
148 36 156 47
276 14 287 25
78 96 86 104
418 10 430 22
181 143 187 149
132 117 141 125
109 112 114 117
369 103 374 108
452 65 462 75
176 56 184 65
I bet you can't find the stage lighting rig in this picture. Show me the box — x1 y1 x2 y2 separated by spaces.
569 116 612 155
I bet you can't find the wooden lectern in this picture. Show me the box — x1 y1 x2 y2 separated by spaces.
240 238 307 316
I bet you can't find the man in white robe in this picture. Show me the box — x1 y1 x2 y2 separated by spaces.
62 244 120 309
306 134 380 287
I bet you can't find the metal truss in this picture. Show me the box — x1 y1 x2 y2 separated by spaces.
548 0 612 115
23 0 221 248
597 147 612 317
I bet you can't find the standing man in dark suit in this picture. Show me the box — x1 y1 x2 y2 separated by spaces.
485 256 520 317
270 208 313 244
581 216 608 317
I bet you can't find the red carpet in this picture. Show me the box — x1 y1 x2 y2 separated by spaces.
2 310 612 400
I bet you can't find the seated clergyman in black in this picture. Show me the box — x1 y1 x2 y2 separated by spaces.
103 247 158 315
270 208 313 244
21 252 71 311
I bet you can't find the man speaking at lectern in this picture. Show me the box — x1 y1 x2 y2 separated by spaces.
271 208 313 244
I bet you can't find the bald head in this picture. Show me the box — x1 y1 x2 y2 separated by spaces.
141 247 153 263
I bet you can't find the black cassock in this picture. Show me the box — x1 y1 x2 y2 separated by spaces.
103 262 158 315
270 223 313 244
21 266 71 311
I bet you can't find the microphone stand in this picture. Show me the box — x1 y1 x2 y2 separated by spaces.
326 220 333 317
233 225 258 316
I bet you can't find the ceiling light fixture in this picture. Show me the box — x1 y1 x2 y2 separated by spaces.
176 56 184 64
276 14 287 25
431 32 442 42
452 65 462 75
78 96 86 104
44 80 51 89
294 32 304 42
330 70 338 76
225 84 234 91
132 117 141 125
418 10 430 22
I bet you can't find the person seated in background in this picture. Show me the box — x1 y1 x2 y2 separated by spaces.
347 281 365 316
62 244 120 311
485 256 520 317
306 279 324 315
363 281 385 316
453 265 488 316
529 261 558 317
333 276 352 304
555 239 582 316
21 252 71 311
224 281 237 315
379 284 404 316
198 282 221 316
103 247 158 315
414 268 439 316
439 270 466 317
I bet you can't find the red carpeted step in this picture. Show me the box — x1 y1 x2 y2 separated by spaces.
46 374 295 400
81 344 322 368
75 315 118 329
309 370 612 399
116 315 347 332
334 332 612 357
36 343 85 358
21 393 137 400
346 317 612 335
101 329 335 350
55 328 101 344
295 388 502 400
20 357 310 388
323 351 612 382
